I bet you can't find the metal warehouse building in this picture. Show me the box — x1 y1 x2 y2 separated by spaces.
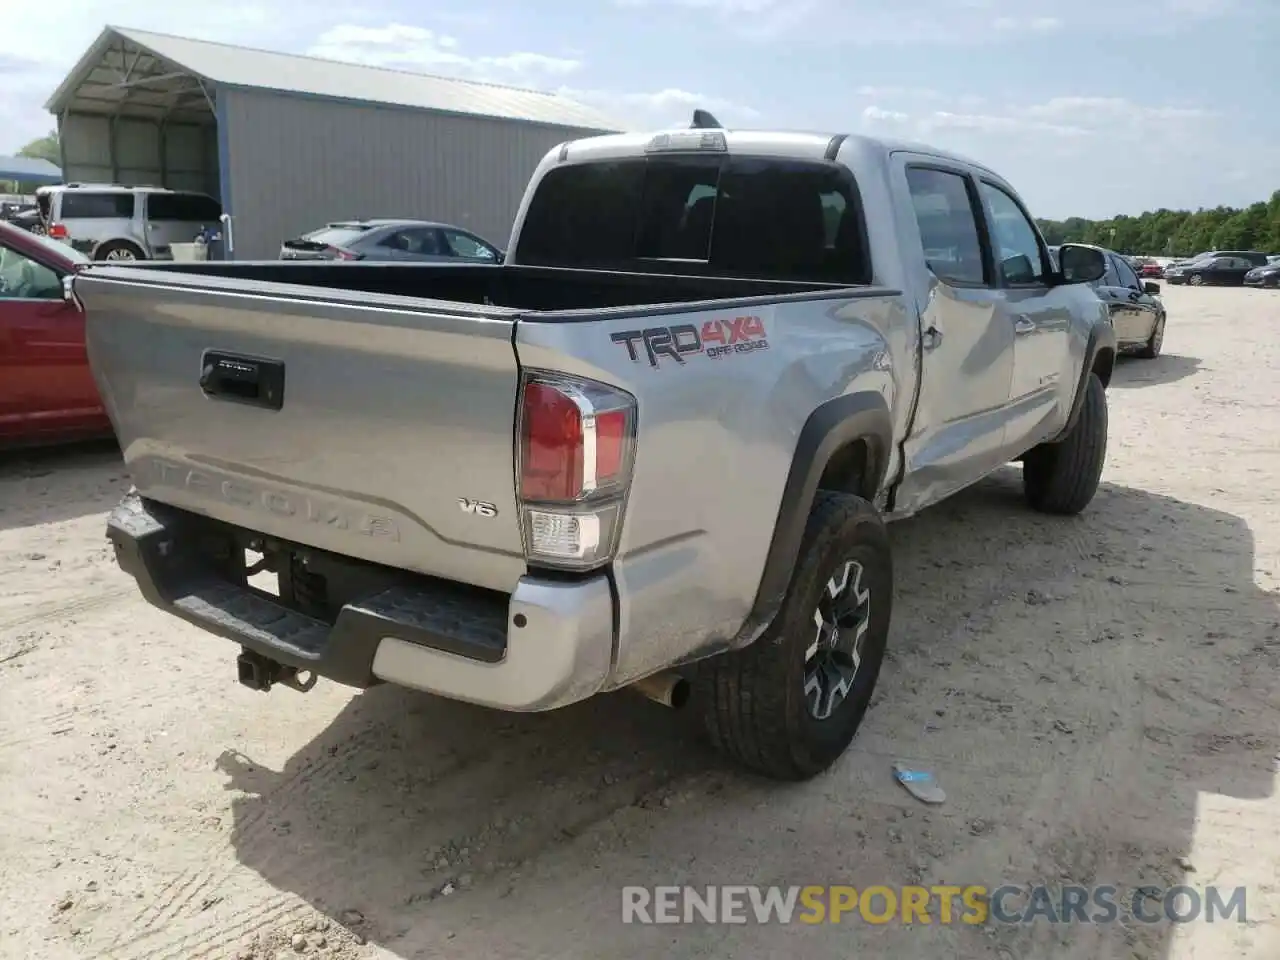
45 27 621 259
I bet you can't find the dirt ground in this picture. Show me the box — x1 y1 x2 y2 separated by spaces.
1 285 1277 960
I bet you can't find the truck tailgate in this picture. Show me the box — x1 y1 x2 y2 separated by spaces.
78 268 528 594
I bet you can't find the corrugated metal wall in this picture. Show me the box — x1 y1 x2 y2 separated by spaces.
59 112 219 195
220 88 598 259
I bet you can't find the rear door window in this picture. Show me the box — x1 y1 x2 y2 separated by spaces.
378 228 443 255
905 167 987 286
442 229 498 259
516 155 869 283
59 192 134 219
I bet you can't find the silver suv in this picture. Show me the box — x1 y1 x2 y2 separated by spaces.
36 183 221 261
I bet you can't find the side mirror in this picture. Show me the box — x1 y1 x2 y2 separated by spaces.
1057 243 1107 284
1142 281 1160 295
61 273 82 311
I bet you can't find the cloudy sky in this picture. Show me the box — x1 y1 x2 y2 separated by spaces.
1 0 1276 219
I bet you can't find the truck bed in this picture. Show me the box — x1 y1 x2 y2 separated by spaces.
120 259 849 314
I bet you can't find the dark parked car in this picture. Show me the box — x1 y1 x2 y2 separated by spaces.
1164 255 1257 286
1244 260 1280 288
280 219 504 263
1050 244 1166 356
1168 250 1269 270
0 220 112 447
1094 247 1167 357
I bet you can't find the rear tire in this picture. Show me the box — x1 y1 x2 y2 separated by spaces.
696 492 892 781
1136 315 1164 359
94 240 144 262
1023 372 1107 515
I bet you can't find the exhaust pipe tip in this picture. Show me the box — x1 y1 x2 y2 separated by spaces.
629 671 691 709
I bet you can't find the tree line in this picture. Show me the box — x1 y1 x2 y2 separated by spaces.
1037 190 1280 257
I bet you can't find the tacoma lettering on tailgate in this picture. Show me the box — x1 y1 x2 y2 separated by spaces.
145 458 400 540
611 316 769 368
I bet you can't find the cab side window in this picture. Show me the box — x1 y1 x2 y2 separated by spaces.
905 167 987 286
977 181 1047 286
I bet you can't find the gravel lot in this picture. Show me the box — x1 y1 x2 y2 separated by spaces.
1 285 1277 960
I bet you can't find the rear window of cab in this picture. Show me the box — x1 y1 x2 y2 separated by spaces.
516 156 870 285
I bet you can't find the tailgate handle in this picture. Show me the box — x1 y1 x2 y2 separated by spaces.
199 351 285 410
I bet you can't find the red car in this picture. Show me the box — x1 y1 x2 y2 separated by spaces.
0 220 112 447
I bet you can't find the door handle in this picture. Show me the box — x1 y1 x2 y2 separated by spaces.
1013 314 1035 335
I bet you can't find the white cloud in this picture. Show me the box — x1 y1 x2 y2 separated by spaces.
307 24 582 79
611 0 1257 42
851 85 1213 143
861 105 909 125
1022 96 1209 123
610 0 824 40
856 85 941 100
558 86 759 131
923 110 1088 137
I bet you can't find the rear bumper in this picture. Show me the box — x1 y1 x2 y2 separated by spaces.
107 494 615 711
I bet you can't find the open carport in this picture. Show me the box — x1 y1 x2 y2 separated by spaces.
0 155 62 185
45 27 620 259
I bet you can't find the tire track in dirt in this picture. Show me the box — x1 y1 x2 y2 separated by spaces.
103 893 303 960
104 716 699 960
0 587 133 633
113 724 393 942
107 715 559 952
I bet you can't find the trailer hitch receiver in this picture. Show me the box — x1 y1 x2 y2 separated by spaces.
236 649 317 692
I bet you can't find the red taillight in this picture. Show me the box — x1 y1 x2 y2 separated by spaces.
47 222 68 239
595 410 626 481
327 246 358 261
521 382 585 501
517 373 636 570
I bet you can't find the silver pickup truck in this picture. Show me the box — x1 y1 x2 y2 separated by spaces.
79 122 1115 781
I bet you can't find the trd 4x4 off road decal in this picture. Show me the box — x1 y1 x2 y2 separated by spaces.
611 316 769 368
